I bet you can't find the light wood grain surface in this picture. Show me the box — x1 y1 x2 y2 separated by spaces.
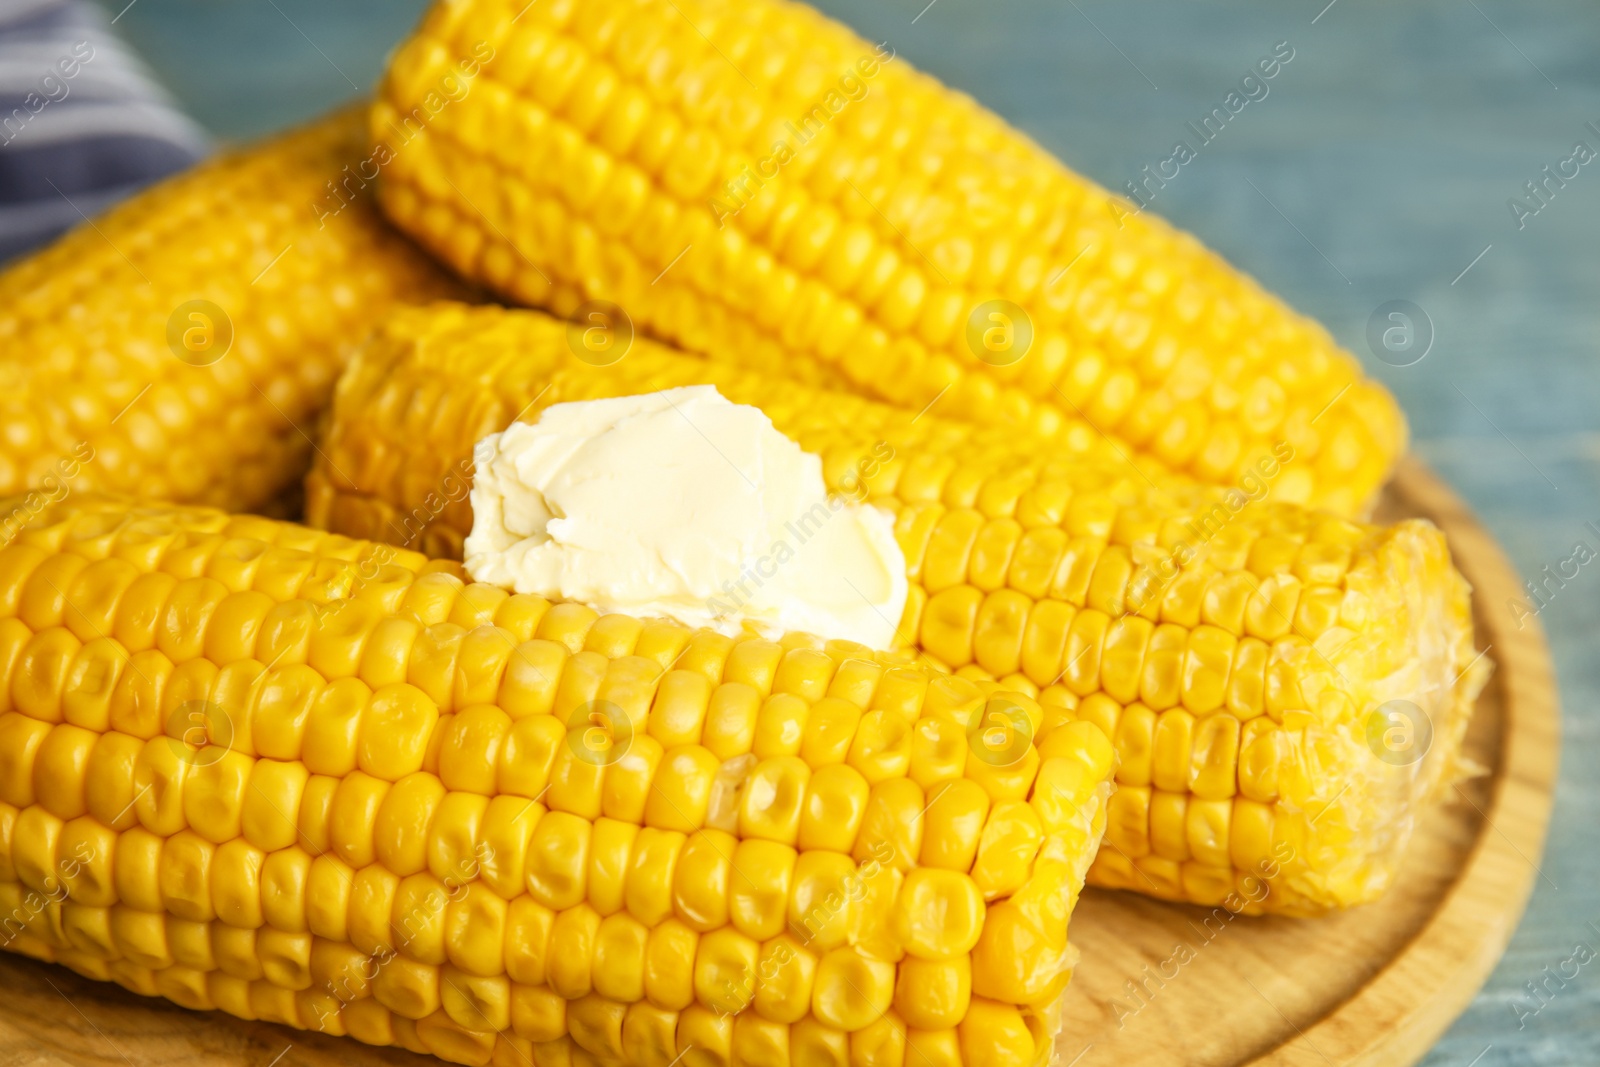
0 460 1559 1067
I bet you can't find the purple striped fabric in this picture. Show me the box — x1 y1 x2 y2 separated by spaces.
0 0 206 260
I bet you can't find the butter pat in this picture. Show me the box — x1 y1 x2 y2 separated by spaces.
464 385 908 650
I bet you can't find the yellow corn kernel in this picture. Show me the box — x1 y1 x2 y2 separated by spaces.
644 918 699 1012
526 809 591 910
359 684 439 781
740 757 810 846
649 670 713 749
131 734 190 837
679 1004 734 1067
213 924 263 981
372 955 441 1021
971 803 1043 900
81 729 141 831
258 927 313 990
907 719 967 793
498 713 566 799
894 956 971 1030
792 1016 850 1067
370 771 444 878
730 839 797 942
393 872 451 965
604 734 664 827
346 864 400 958
567 992 627 1061
167 916 215 971
329 771 390 869
106 827 161 913
302 678 371 777
108 906 169 969
646 746 722 833
797 764 869 855
437 705 511 796
213 838 266 929
673 828 734 933
159 830 216 922
917 780 987 874
624 827 684 929
788 851 858 953
511 983 568 1042
732 1011 791 1067
184 748 253 844
695 926 761 1015
58 816 115 907
593 911 650 1003
847 711 913 786
261 847 312 934
853 779 924 873
1190 713 1241 801
700 684 761 758
548 903 602 999
905 1028 961 1067
442 965 511 1033
241 758 310 853
958 1001 1035 1067
589 817 639 916
32 723 96 819
895 869 984 960
746 934 812 1025
302 854 354 942
505 894 555 986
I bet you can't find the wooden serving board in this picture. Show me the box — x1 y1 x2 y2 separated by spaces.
0 459 1558 1067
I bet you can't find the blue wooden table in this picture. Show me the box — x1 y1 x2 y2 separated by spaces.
97 1 1600 1062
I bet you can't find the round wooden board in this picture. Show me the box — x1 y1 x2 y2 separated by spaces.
0 458 1558 1067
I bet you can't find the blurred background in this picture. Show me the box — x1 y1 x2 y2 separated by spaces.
46 0 1600 1061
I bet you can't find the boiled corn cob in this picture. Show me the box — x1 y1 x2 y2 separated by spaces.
372 0 1404 517
0 106 468 516
306 303 1486 914
0 495 1113 1067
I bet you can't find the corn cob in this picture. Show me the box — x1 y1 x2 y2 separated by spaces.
371 0 1404 517
305 303 1485 914
0 495 1113 1067
0 106 468 516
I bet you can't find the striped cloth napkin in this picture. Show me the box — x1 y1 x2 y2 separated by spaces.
0 0 207 261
